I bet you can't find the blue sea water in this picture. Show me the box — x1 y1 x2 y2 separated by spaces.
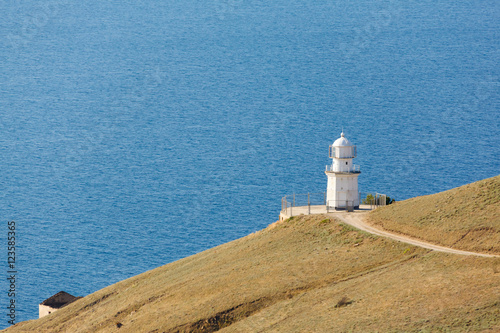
0 0 499 326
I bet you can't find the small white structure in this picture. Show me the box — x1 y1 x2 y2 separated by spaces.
39 291 80 318
325 132 360 210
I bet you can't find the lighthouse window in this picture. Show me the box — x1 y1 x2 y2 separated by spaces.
346 162 348 165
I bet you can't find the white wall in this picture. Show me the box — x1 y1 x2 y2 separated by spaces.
39 304 57 318
326 173 359 208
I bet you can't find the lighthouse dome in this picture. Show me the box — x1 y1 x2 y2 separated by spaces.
332 132 352 147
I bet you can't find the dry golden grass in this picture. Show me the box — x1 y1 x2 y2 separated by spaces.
4 177 500 332
7 215 423 332
369 175 500 255
224 253 500 333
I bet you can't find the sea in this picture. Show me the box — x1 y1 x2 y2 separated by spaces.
1 0 499 326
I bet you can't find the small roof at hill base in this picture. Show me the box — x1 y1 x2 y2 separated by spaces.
40 291 81 309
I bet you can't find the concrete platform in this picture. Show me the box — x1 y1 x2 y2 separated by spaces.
279 204 374 222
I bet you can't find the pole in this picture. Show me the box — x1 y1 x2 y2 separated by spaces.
308 193 310 215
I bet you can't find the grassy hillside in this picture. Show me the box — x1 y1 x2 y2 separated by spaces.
369 175 500 255
5 212 500 332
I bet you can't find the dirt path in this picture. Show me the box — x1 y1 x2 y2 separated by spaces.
331 212 500 258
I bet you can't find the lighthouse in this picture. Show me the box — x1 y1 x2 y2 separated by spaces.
325 132 360 210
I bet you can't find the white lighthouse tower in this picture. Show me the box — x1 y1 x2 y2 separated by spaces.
325 132 361 210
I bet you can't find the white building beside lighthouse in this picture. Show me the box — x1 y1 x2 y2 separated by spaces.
325 132 360 210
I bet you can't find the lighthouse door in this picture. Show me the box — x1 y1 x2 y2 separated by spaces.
337 191 346 208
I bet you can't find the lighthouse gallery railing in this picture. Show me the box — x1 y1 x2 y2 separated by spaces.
281 192 386 216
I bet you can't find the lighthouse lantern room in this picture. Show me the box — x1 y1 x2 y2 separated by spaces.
325 132 361 210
